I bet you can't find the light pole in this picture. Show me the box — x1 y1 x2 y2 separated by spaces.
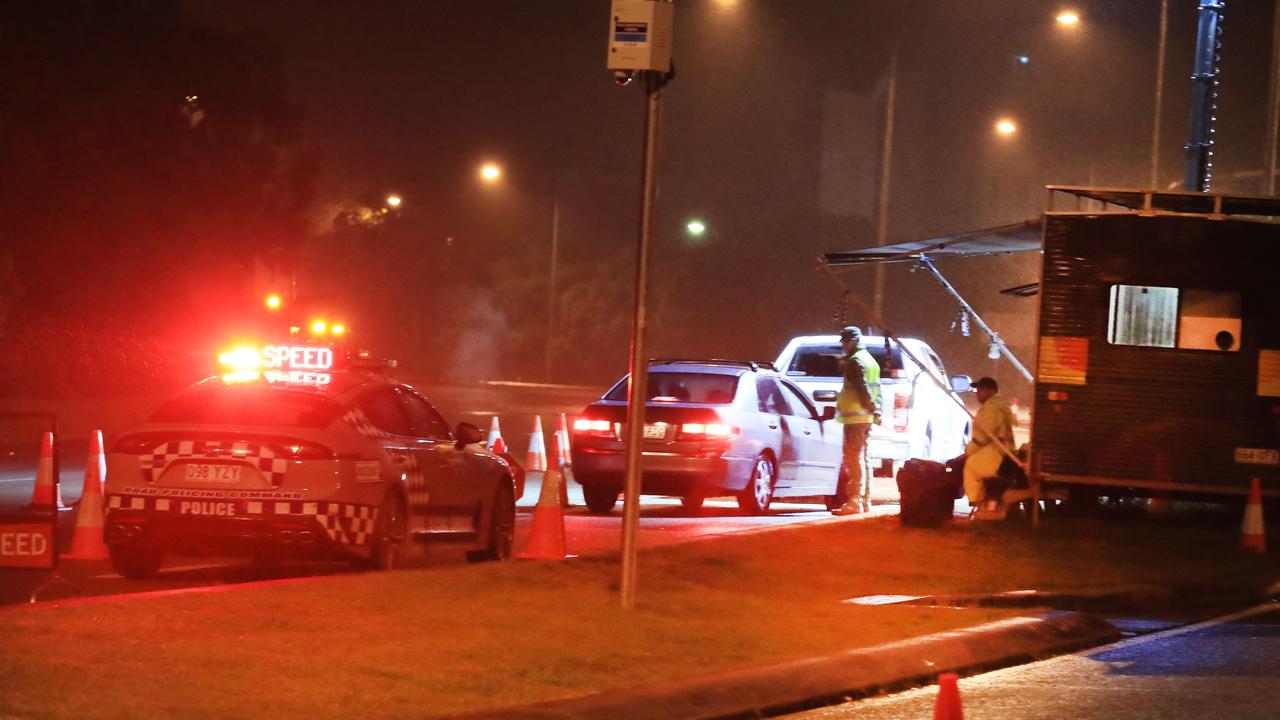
478 162 560 381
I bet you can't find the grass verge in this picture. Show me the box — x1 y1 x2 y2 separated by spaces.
1 511 1275 719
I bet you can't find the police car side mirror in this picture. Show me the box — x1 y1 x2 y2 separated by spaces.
455 422 485 448
950 374 973 393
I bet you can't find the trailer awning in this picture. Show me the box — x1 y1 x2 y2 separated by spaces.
823 219 1042 267
1048 184 1280 217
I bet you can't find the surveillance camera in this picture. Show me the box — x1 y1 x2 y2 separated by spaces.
612 69 635 87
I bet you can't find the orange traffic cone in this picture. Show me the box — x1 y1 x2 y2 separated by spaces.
487 416 503 451
26 431 66 510
556 413 572 467
517 464 575 560
66 430 110 561
526 416 548 472
934 672 964 720
1240 477 1266 553
491 435 508 455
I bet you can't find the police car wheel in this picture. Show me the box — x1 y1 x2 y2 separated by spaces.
737 454 775 515
367 493 406 571
467 482 515 563
109 543 164 580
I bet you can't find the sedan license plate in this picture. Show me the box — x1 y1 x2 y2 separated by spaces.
643 423 667 440
184 463 242 483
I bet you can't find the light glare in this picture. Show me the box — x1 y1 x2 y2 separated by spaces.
1056 10 1080 26
480 163 502 182
995 119 1018 136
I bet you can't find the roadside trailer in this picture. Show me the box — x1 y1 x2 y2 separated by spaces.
824 185 1280 505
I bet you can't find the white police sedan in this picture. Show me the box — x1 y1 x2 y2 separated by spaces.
104 345 519 579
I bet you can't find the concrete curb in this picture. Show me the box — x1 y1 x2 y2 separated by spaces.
450 611 1120 720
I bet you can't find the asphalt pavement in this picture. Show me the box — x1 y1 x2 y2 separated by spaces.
791 603 1280 720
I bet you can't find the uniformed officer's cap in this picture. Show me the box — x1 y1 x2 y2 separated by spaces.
839 326 863 343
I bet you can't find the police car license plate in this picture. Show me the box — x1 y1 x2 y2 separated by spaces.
643 423 666 440
184 463 242 483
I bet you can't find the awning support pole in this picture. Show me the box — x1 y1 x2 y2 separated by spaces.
916 256 1034 383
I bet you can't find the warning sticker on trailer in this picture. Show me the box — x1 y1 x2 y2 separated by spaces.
1258 349 1280 397
1038 336 1088 386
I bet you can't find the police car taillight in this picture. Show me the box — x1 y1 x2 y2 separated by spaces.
275 439 336 460
893 393 910 433
112 433 164 454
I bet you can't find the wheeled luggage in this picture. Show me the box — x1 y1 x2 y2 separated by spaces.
896 458 960 527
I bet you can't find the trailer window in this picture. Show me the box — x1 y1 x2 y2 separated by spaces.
1107 285 1241 352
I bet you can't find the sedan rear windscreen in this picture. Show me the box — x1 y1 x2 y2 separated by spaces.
149 387 343 428
785 343 904 378
604 372 738 404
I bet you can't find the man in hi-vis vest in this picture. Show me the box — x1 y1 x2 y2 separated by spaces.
833 326 881 515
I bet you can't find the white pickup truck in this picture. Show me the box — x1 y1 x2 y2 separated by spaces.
774 334 972 476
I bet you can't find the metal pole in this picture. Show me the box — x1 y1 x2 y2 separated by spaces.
1267 0 1280 195
873 51 897 320
1151 0 1169 189
1183 1 1225 192
544 198 560 382
918 257 1034 383
620 70 663 610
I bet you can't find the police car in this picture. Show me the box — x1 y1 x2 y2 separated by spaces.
104 341 520 579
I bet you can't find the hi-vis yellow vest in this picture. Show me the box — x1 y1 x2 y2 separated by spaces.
836 348 881 425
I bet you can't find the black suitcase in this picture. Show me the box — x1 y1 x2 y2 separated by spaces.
896 458 958 527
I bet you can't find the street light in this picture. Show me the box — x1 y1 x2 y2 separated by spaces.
475 161 560 381
685 219 707 237
385 193 402 208
1055 10 1081 27
995 118 1019 136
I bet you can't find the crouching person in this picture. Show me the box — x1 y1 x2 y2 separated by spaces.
962 376 1015 508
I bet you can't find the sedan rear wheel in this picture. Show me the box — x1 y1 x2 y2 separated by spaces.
737 455 776 515
583 484 619 514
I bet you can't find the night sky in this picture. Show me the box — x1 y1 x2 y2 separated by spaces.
4 1 1275 393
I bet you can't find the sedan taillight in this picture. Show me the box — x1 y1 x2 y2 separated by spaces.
677 422 739 441
573 418 617 439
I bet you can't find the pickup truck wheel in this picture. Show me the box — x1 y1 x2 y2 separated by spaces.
737 455 776 515
468 482 515 563
583 484 619 514
109 543 164 580
681 488 706 512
